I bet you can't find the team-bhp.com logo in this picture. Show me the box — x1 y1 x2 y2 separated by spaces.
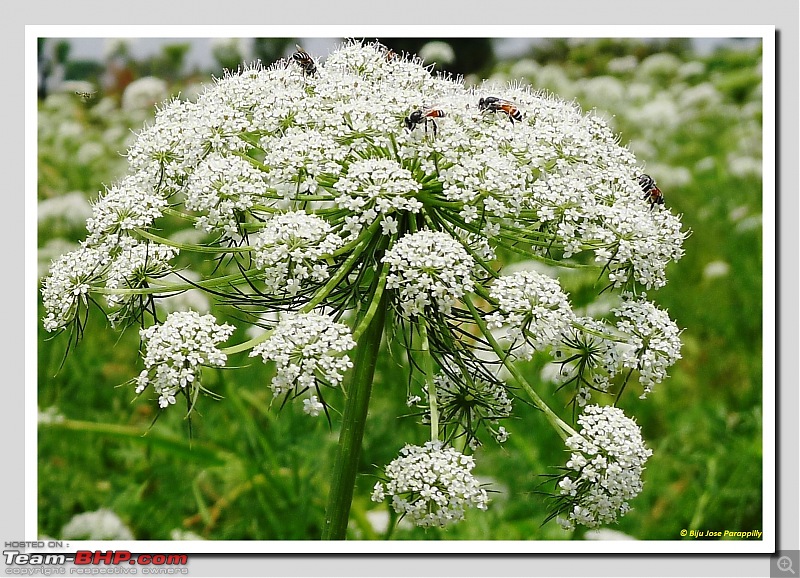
4 549 188 572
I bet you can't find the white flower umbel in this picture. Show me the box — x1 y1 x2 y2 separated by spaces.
42 244 110 332
249 311 356 401
613 297 682 397
332 158 422 236
136 311 234 409
486 270 574 359
85 172 168 246
184 152 272 237
105 239 178 309
555 405 652 531
251 212 343 296
371 442 488 528
383 230 475 317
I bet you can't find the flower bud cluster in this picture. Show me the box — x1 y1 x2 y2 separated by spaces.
427 371 513 446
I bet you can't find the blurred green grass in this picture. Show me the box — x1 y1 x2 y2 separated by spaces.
37 38 764 541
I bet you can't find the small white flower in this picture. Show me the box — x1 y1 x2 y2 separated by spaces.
303 395 325 417
555 405 652 531
136 311 234 409
383 230 474 317
372 442 488 528
250 311 355 398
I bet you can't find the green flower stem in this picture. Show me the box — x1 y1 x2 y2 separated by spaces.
464 295 577 441
351 260 389 342
333 219 384 258
418 320 439 443
162 206 199 222
322 284 389 540
93 270 266 296
134 228 252 254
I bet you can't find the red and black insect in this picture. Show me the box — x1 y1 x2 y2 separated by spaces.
404 107 446 137
638 174 664 209
478 96 523 124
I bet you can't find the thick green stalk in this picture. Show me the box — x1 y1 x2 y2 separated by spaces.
321 289 388 540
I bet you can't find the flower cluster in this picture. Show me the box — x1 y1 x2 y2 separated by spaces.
371 441 488 528
251 211 344 295
104 239 178 309
85 173 167 246
613 297 683 396
41 244 110 332
554 405 652 531
486 270 574 359
333 158 423 237
184 152 271 236
383 230 475 317
135 311 234 409
249 312 356 406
